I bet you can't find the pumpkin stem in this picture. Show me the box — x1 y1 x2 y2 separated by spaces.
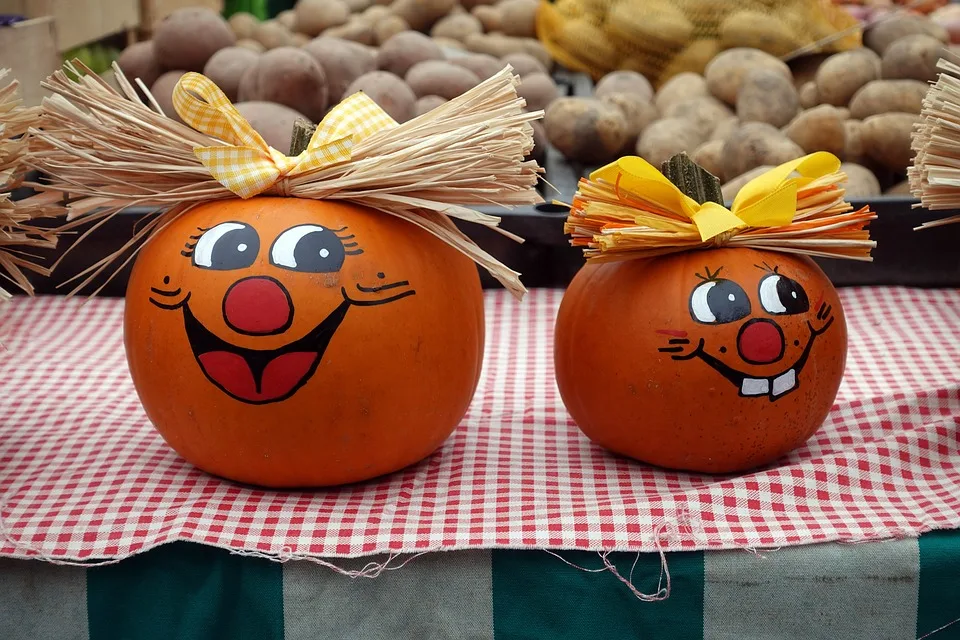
289 118 318 156
660 153 723 206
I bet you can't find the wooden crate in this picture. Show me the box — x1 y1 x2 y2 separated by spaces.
0 0 140 51
140 0 224 32
0 16 59 106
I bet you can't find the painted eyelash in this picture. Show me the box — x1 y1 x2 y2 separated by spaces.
754 262 780 274
695 266 723 281
345 249 364 256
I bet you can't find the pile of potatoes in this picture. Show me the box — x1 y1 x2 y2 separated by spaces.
543 11 953 200
115 0 559 157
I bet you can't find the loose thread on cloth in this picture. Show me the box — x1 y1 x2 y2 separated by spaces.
918 617 960 640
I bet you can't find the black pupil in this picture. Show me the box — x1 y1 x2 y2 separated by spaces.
775 276 809 314
707 279 751 323
208 226 259 270
293 229 345 273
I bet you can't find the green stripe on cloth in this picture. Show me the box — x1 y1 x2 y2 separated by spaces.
703 538 919 640
0 559 88 640
282 550 494 640
492 550 704 640
87 542 283 640
919 529 960 639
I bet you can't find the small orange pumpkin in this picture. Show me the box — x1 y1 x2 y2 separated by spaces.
554 248 847 474
125 197 484 487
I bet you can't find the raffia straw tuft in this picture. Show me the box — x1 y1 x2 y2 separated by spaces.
0 69 63 300
909 52 960 228
564 169 876 263
26 61 543 298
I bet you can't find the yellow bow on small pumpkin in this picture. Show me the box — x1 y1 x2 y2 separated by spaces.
590 152 842 242
172 72 398 199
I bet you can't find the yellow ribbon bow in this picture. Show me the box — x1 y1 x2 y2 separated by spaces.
172 72 398 199
590 152 842 242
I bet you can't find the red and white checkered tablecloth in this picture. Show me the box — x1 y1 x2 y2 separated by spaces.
1 288 959 561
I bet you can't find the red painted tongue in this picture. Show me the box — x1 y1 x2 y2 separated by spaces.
197 351 318 402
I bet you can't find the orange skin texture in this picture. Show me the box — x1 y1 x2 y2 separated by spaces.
124 197 484 487
554 248 847 474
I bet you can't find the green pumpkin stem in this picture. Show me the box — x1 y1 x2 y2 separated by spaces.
660 152 724 206
289 117 318 156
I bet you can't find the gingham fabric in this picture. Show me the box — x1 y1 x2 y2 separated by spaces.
173 73 396 199
0 288 958 561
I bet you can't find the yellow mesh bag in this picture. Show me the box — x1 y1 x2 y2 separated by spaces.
536 0 862 86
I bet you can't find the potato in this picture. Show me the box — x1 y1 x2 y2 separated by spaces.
722 122 804 178
606 1 693 55
638 118 707 169
839 162 881 198
295 0 350 37
789 53 831 89
277 9 297 30
406 60 481 99
323 19 376 45
241 47 328 121
692 139 727 182
885 180 912 195
498 0 539 38
235 101 309 151
150 71 187 123
544 97 629 164
517 72 560 112
292 32 311 46
719 10 803 57
520 39 553 71
815 48 880 107
722 165 774 202
655 72 709 112
202 47 259 102
784 105 846 156
881 34 946 82
378 31 444 76
303 37 377 103
344 0 374 11
236 38 267 53
865 14 948 54
501 52 546 77
600 93 659 152
860 112 919 171
254 21 295 50
153 8 236 72
414 95 448 117
344 71 417 122
117 41 163 90
450 53 504 80
391 0 457 31
556 19 619 70
360 5 393 24
472 5 502 32
843 120 866 164
704 48 791 106
464 33 524 58
710 116 740 142
664 96 734 138
848 79 929 119
595 70 654 103
431 13 483 41
229 12 259 40
374 16 411 46
434 37 467 52
659 39 721 85
799 81 819 109
736 68 800 128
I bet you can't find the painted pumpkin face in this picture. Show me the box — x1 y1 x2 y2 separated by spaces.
125 197 484 487
554 247 847 474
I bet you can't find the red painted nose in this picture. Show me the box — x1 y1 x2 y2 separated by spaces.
223 276 292 336
737 319 785 365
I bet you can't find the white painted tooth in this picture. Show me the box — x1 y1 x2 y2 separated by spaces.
741 378 770 396
772 369 797 397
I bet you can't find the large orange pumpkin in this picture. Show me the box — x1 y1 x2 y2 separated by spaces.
124 197 484 487
554 247 847 474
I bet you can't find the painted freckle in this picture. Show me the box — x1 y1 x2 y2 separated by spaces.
163 276 170 285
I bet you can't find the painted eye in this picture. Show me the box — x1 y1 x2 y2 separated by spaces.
270 224 345 273
759 274 809 315
193 222 259 270
690 279 751 324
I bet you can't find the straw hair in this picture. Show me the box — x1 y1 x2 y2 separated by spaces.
26 61 543 297
909 53 960 228
0 69 62 300
565 168 876 263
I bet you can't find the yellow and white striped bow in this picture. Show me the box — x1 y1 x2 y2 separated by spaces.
172 72 398 199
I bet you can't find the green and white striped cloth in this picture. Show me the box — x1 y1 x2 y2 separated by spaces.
3 530 959 639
